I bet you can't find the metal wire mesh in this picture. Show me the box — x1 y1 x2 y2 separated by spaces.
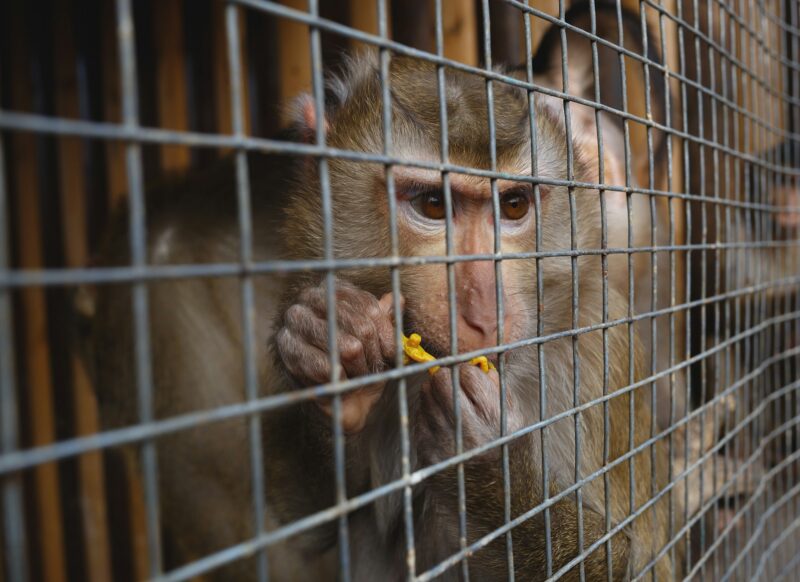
1 0 799 580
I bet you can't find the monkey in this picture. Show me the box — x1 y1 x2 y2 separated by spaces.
88 38 676 582
529 6 759 561
531 1 688 436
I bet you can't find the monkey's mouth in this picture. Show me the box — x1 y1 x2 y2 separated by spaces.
401 323 500 365
424 343 500 364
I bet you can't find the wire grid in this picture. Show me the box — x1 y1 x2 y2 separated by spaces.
0 0 799 580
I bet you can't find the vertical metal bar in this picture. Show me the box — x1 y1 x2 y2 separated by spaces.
788 2 800 572
720 3 733 572
225 5 268 580
306 0 351 577
654 1 678 572
754 0 773 571
611 0 638 551
742 1 757 574
731 0 749 572
114 0 163 576
521 2 552 577
437 2 469 578
554 3 585 580
375 0 415 578
635 4 661 575
674 0 695 570
0 106 28 582
693 0 709 571
585 1 614 578
713 3 732 576
727 0 743 569
768 3 784 566
744 2 759 572
753 0 767 570
477 2 513 580
754 1 769 569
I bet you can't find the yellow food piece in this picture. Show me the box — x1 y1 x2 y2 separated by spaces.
402 333 495 375
402 333 440 375
468 356 496 373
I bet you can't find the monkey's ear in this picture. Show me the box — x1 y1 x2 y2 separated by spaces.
289 93 331 143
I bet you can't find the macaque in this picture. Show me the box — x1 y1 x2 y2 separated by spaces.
531 2 686 435
530 6 746 554
89 30 675 582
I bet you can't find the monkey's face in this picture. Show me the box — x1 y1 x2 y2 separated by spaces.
390 168 537 358
283 55 580 359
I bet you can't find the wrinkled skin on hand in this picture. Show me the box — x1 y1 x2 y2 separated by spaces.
276 281 398 433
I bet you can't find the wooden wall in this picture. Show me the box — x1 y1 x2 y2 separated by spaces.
2 0 786 580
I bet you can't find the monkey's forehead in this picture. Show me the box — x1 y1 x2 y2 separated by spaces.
326 55 566 147
322 55 573 177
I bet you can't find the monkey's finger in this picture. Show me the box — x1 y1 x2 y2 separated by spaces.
318 383 383 434
421 378 490 455
377 292 401 360
298 284 328 316
456 366 502 426
336 307 383 369
426 368 456 413
297 281 360 318
338 333 370 379
378 292 405 315
300 279 376 317
283 304 331 352
276 328 338 386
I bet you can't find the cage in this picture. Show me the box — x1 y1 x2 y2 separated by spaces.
0 0 799 580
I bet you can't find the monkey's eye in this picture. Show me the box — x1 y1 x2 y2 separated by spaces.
411 192 447 220
500 191 531 221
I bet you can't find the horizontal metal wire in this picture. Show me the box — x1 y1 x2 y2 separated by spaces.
426 356 800 581
3 108 799 197
156 358 800 582
237 0 800 143
1 239 799 288
1 275 797 478
644 392 800 578
3 0 800 579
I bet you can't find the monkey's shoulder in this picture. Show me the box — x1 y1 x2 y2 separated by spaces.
98 152 292 267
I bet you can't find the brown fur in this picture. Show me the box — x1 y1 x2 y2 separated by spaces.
89 50 676 580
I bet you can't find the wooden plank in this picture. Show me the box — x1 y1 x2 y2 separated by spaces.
349 0 380 37
488 0 524 64
123 452 151 582
443 0 478 66
101 0 128 209
99 3 150 579
7 2 67 581
184 0 220 164
528 0 559 56
651 0 686 250
277 0 313 103
391 0 435 53
52 1 113 580
213 0 252 138
153 0 191 172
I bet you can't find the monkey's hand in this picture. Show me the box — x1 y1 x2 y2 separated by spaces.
276 281 398 433
417 365 517 467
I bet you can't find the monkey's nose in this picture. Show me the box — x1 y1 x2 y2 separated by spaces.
462 312 498 339
458 306 499 350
